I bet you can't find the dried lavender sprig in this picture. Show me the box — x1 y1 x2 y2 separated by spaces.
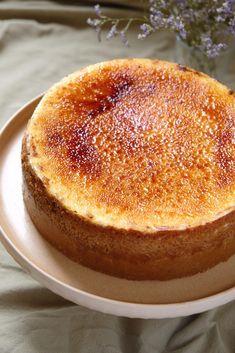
87 11 147 46
87 1 235 58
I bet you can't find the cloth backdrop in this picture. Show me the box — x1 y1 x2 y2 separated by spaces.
0 1 235 352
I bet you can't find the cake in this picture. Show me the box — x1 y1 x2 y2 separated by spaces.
22 58 235 280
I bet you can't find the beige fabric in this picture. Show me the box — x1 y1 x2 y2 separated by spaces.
0 1 235 352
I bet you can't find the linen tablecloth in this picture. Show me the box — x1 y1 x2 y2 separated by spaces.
0 1 235 352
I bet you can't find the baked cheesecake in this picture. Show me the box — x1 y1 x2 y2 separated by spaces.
22 59 235 280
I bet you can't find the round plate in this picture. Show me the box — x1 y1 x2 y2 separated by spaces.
0 95 235 319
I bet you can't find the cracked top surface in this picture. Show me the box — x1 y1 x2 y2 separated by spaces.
26 59 235 232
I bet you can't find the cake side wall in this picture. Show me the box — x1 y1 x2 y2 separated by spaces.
21 136 235 280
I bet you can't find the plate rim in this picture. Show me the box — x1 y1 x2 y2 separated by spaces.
0 95 235 319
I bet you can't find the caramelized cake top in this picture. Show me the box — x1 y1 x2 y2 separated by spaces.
26 59 235 232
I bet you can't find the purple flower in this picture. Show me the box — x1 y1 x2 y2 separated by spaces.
149 10 165 29
94 4 102 17
87 18 101 28
149 5 187 39
216 15 226 22
87 18 102 41
201 35 227 58
138 23 153 39
120 31 129 47
170 16 187 39
150 0 168 11
209 43 227 58
175 0 187 9
229 17 235 33
216 0 235 21
107 24 118 40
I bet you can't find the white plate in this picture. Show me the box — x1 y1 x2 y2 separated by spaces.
0 95 235 319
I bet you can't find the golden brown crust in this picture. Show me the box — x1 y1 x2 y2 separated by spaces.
26 58 235 231
22 136 235 280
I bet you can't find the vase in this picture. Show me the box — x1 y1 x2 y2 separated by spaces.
174 37 235 88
